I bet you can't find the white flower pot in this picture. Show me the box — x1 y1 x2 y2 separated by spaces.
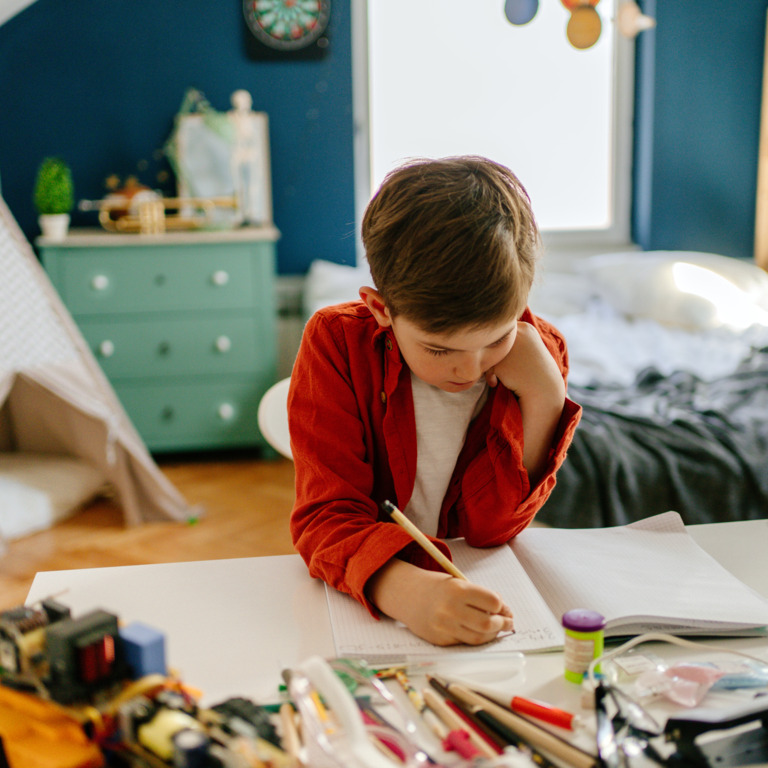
39 213 70 241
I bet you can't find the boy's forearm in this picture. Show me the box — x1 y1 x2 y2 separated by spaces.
518 380 566 487
365 558 415 618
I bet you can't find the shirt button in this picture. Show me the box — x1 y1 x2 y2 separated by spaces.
385 337 393 351
380 391 386 404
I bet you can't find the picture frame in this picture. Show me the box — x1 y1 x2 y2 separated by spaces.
172 91 273 228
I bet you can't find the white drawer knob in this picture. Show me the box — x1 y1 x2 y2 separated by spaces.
98 340 115 358
217 403 235 421
91 274 109 291
211 270 230 286
215 335 232 353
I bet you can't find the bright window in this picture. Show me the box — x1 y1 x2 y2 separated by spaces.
353 0 634 250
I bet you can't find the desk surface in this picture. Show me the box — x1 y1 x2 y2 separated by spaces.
26 519 768 709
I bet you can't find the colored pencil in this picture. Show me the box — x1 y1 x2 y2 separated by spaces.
440 680 597 768
381 500 468 580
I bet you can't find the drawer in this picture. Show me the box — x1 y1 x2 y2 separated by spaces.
115 378 272 451
53 243 274 315
80 314 267 379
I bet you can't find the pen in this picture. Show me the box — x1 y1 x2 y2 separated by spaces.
445 698 505 755
511 695 580 731
439 679 597 768
423 687 498 758
358 708 407 762
429 679 555 768
394 669 426 713
278 702 304 766
381 500 468 581
420 706 483 760
439 674 580 730
428 677 505 754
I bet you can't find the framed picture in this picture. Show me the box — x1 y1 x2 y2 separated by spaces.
171 90 273 228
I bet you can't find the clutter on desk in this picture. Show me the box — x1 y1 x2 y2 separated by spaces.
589 632 768 767
2 601 768 768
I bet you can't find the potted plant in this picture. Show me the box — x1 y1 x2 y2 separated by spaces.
33 156 74 241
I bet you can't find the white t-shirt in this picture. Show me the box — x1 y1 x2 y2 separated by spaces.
403 372 488 536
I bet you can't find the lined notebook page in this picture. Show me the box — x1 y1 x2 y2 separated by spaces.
325 540 564 659
512 511 768 635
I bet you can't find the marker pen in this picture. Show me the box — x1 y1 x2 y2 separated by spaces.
510 696 580 730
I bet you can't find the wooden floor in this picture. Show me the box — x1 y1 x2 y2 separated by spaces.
0 453 297 611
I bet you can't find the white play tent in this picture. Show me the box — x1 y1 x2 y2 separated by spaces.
0 195 195 540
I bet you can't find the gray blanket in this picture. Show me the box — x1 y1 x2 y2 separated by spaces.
539 346 768 528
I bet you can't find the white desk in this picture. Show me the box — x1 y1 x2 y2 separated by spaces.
26 519 768 713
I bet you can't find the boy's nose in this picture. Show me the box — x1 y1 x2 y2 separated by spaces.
454 354 483 382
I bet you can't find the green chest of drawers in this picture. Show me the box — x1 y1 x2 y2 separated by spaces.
39 228 279 452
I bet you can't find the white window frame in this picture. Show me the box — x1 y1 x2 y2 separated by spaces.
351 0 637 263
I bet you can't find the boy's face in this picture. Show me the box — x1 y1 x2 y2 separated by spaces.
390 314 518 393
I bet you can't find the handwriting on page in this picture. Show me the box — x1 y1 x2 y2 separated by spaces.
325 539 564 658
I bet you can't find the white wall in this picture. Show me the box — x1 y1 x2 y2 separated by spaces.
0 0 35 27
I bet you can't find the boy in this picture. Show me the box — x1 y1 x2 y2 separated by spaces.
288 156 581 646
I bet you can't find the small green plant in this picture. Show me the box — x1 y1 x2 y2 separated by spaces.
33 156 74 215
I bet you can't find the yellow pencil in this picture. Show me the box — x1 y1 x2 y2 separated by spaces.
381 500 468 581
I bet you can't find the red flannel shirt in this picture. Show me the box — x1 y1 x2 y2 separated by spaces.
288 301 581 615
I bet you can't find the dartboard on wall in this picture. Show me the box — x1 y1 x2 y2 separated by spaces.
243 0 331 60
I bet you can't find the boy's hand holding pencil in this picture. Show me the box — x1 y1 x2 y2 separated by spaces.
367 501 514 646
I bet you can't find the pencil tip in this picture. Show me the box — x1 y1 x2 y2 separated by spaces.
381 500 396 514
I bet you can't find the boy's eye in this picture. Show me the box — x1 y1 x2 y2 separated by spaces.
425 347 450 357
489 333 512 348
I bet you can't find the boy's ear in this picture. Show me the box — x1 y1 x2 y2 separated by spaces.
359 286 393 328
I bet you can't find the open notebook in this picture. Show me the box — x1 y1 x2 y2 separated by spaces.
325 512 768 659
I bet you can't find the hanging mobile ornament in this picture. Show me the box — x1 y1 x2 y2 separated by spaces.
565 0 602 50
504 0 539 26
617 0 656 38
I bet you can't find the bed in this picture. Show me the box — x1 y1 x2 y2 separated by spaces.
302 250 768 528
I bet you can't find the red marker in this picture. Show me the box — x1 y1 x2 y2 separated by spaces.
510 696 579 730
440 675 582 731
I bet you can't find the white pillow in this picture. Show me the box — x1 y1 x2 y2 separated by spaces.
583 251 768 331
528 270 595 318
303 259 374 318
0 453 106 540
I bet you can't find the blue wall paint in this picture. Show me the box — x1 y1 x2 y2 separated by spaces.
2 1 767 270
0 0 356 274
633 0 768 260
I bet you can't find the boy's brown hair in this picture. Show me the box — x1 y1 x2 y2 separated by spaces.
361 155 540 333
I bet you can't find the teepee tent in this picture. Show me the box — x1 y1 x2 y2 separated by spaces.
0 194 195 537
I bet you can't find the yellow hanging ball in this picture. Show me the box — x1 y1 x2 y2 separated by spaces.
566 5 602 49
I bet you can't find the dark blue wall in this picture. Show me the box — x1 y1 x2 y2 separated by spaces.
2 1 767 270
0 0 356 274
633 0 768 260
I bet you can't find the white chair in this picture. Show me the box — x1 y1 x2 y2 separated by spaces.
257 377 292 460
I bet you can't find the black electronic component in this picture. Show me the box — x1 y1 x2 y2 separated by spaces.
0 606 49 677
155 688 196 717
209 697 280 746
0 607 47 634
41 598 72 624
45 609 126 703
172 728 211 768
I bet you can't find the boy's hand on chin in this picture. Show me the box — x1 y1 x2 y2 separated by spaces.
485 321 566 485
485 321 563 400
367 559 514 646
